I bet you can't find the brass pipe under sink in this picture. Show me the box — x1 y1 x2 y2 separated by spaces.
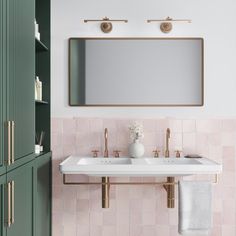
165 177 175 208
102 177 110 208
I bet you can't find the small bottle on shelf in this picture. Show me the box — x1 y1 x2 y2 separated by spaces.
35 19 40 40
35 76 42 101
35 77 38 100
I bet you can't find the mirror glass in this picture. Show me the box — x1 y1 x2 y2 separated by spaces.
69 38 203 106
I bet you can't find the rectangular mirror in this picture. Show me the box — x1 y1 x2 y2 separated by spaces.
69 38 204 106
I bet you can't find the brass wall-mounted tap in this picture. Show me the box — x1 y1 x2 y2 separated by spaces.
175 150 181 158
113 150 121 158
153 149 160 158
92 150 99 158
104 128 109 158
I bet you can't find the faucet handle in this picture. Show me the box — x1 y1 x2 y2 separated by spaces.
175 150 182 158
91 150 99 158
113 150 121 158
153 149 160 158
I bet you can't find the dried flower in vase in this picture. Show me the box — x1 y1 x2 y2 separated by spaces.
128 121 144 141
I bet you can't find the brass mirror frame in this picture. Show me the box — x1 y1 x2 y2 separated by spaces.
69 37 204 107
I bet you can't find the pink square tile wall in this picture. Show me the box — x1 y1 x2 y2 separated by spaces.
51 118 236 236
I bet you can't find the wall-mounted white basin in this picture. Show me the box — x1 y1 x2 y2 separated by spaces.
143 158 201 165
60 156 222 177
78 157 132 165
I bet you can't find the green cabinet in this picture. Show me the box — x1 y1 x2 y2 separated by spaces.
0 174 6 236
34 152 51 236
6 161 34 236
6 0 35 166
0 161 35 236
0 0 51 235
0 0 35 173
0 0 6 176
0 153 52 236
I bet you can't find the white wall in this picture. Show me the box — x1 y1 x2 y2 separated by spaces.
51 0 236 118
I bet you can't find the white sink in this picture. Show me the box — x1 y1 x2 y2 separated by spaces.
78 157 132 165
143 158 201 165
60 156 222 177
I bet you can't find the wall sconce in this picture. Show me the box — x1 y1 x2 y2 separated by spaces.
147 17 191 33
84 17 128 33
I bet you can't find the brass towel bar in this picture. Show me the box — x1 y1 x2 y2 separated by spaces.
63 174 219 186
63 174 218 209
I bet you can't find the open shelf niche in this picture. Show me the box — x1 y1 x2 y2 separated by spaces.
35 0 51 152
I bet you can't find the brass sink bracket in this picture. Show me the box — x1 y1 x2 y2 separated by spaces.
102 177 110 208
164 177 175 208
63 174 218 209
163 150 181 207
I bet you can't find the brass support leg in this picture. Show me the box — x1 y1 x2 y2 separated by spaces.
102 177 110 208
165 177 175 208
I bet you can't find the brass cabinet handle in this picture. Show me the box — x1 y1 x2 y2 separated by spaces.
11 121 15 164
7 182 11 227
6 181 15 227
11 181 14 224
6 121 15 165
7 121 11 166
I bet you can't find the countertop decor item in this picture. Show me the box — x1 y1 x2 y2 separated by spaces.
35 131 45 153
128 121 145 158
35 76 42 101
35 19 40 40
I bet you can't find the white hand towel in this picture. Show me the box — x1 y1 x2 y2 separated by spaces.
178 181 212 236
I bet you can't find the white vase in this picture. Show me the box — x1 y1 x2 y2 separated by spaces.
128 139 145 158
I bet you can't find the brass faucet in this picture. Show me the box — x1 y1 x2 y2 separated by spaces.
104 128 109 158
103 128 109 208
164 128 175 208
165 128 170 158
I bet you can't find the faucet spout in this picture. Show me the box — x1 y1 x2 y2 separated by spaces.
104 128 109 158
165 128 170 158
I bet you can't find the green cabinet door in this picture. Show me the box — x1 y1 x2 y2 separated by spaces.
6 161 34 236
6 0 35 166
34 153 51 236
0 174 6 236
0 0 6 175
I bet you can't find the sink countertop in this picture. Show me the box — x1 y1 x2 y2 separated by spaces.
60 156 222 177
